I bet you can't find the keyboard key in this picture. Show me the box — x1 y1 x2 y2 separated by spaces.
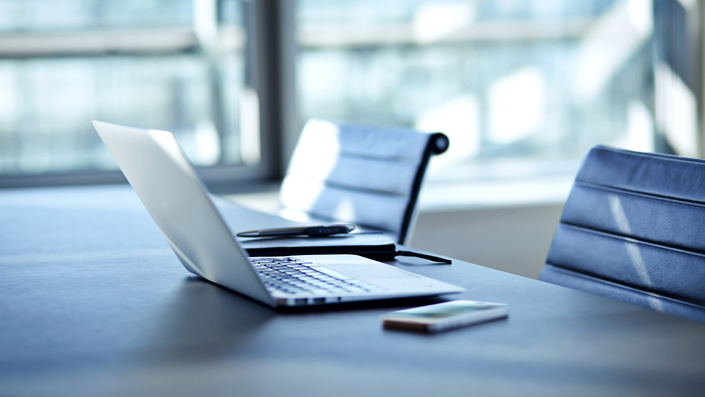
251 257 385 295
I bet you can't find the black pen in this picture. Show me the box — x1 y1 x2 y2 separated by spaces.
237 224 355 238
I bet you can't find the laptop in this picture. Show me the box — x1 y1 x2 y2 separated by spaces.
93 121 464 307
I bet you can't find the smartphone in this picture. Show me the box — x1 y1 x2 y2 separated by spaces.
381 300 508 333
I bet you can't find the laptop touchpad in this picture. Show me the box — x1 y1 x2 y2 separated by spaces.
326 263 419 279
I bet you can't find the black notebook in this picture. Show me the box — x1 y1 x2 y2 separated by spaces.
238 233 451 264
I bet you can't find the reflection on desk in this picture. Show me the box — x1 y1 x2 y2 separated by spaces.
1 185 704 396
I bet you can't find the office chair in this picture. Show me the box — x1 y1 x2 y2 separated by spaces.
541 145 705 322
279 118 449 245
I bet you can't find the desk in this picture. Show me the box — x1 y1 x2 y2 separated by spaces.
1 185 704 396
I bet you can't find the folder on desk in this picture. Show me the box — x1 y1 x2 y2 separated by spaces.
239 233 450 264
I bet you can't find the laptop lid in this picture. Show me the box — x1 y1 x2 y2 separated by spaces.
93 121 276 307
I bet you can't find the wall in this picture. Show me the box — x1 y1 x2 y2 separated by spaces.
408 203 564 279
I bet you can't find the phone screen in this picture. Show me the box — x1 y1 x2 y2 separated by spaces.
391 301 500 319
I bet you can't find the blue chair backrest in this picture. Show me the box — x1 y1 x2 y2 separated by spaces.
541 145 705 322
280 118 448 245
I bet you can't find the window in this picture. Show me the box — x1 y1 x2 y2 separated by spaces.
0 0 266 188
0 0 700 194
294 0 697 182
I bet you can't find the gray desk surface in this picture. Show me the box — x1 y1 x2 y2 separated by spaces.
1 185 704 397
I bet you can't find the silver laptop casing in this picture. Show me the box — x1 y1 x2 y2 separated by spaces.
93 121 464 307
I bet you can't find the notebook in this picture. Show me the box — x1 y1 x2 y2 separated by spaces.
92 121 464 307
239 232 453 263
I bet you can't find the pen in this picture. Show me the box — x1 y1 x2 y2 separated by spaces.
237 224 355 238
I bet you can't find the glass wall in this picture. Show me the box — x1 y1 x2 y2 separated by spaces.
0 0 697 188
0 0 248 177
295 0 658 174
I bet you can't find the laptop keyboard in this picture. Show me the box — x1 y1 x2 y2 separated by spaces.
251 257 385 295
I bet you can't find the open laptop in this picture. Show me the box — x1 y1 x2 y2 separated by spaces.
93 121 464 307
